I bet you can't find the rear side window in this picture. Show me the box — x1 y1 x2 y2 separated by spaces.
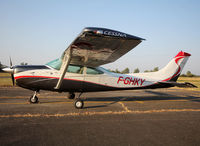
86 67 103 74
67 65 83 74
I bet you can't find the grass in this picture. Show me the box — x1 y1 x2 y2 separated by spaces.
0 73 13 86
0 73 199 91
176 77 200 91
0 73 11 77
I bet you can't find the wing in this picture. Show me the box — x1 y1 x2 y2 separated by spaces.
63 27 145 67
55 27 144 89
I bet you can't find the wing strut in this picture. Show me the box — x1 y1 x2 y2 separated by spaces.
54 48 72 90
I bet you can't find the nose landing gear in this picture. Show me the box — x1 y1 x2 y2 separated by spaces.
29 91 39 104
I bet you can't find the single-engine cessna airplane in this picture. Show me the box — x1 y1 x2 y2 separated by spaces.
3 27 197 109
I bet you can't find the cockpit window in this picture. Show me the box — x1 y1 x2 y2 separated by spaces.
46 58 62 70
46 59 83 74
86 67 103 74
46 59 103 75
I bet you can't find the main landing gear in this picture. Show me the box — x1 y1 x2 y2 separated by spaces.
74 92 84 109
29 91 39 104
67 92 84 109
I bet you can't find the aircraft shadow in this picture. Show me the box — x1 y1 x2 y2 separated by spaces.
39 90 200 109
83 90 200 109
84 95 200 102
83 100 119 109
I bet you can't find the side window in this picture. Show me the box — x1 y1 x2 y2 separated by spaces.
86 67 103 75
67 65 83 74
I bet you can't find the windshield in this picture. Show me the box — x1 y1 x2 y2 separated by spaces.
46 58 62 70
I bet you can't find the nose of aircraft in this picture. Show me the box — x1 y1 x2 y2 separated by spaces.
2 67 14 73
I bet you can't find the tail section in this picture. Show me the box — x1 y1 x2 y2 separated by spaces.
131 51 191 82
157 51 191 81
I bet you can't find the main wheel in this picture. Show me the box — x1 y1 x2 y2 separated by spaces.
74 99 84 109
29 95 39 103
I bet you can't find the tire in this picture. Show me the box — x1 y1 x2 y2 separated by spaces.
29 95 39 104
74 99 84 109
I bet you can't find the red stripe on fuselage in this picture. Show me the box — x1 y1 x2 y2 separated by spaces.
14 75 57 80
14 75 152 89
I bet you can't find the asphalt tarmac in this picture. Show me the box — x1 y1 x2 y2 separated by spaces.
0 87 200 146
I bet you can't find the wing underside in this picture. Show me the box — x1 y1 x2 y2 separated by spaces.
63 27 144 67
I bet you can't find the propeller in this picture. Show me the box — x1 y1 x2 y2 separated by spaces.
9 57 15 86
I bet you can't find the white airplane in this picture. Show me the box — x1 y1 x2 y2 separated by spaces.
2 27 196 109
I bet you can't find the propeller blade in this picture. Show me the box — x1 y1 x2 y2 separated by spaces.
11 73 15 86
8 57 15 86
9 57 13 68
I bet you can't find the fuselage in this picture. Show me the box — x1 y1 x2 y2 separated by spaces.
13 64 170 92
9 51 192 93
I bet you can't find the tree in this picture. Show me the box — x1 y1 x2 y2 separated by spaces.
0 62 2 72
133 68 140 73
180 74 187 77
20 62 28 65
186 71 194 77
121 68 130 74
114 69 121 73
153 67 159 72
0 62 7 70
0 62 2 69
144 70 149 72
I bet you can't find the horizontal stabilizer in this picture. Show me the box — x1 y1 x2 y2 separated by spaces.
158 81 197 88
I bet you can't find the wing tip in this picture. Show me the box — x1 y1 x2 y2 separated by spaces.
83 27 145 40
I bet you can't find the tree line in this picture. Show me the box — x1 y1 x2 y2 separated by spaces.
109 66 197 77
109 67 159 74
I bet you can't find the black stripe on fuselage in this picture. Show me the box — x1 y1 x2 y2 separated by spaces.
16 76 173 92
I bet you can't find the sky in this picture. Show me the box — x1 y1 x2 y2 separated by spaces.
0 0 200 74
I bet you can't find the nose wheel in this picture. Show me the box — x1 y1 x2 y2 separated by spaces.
29 91 39 104
29 95 38 103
